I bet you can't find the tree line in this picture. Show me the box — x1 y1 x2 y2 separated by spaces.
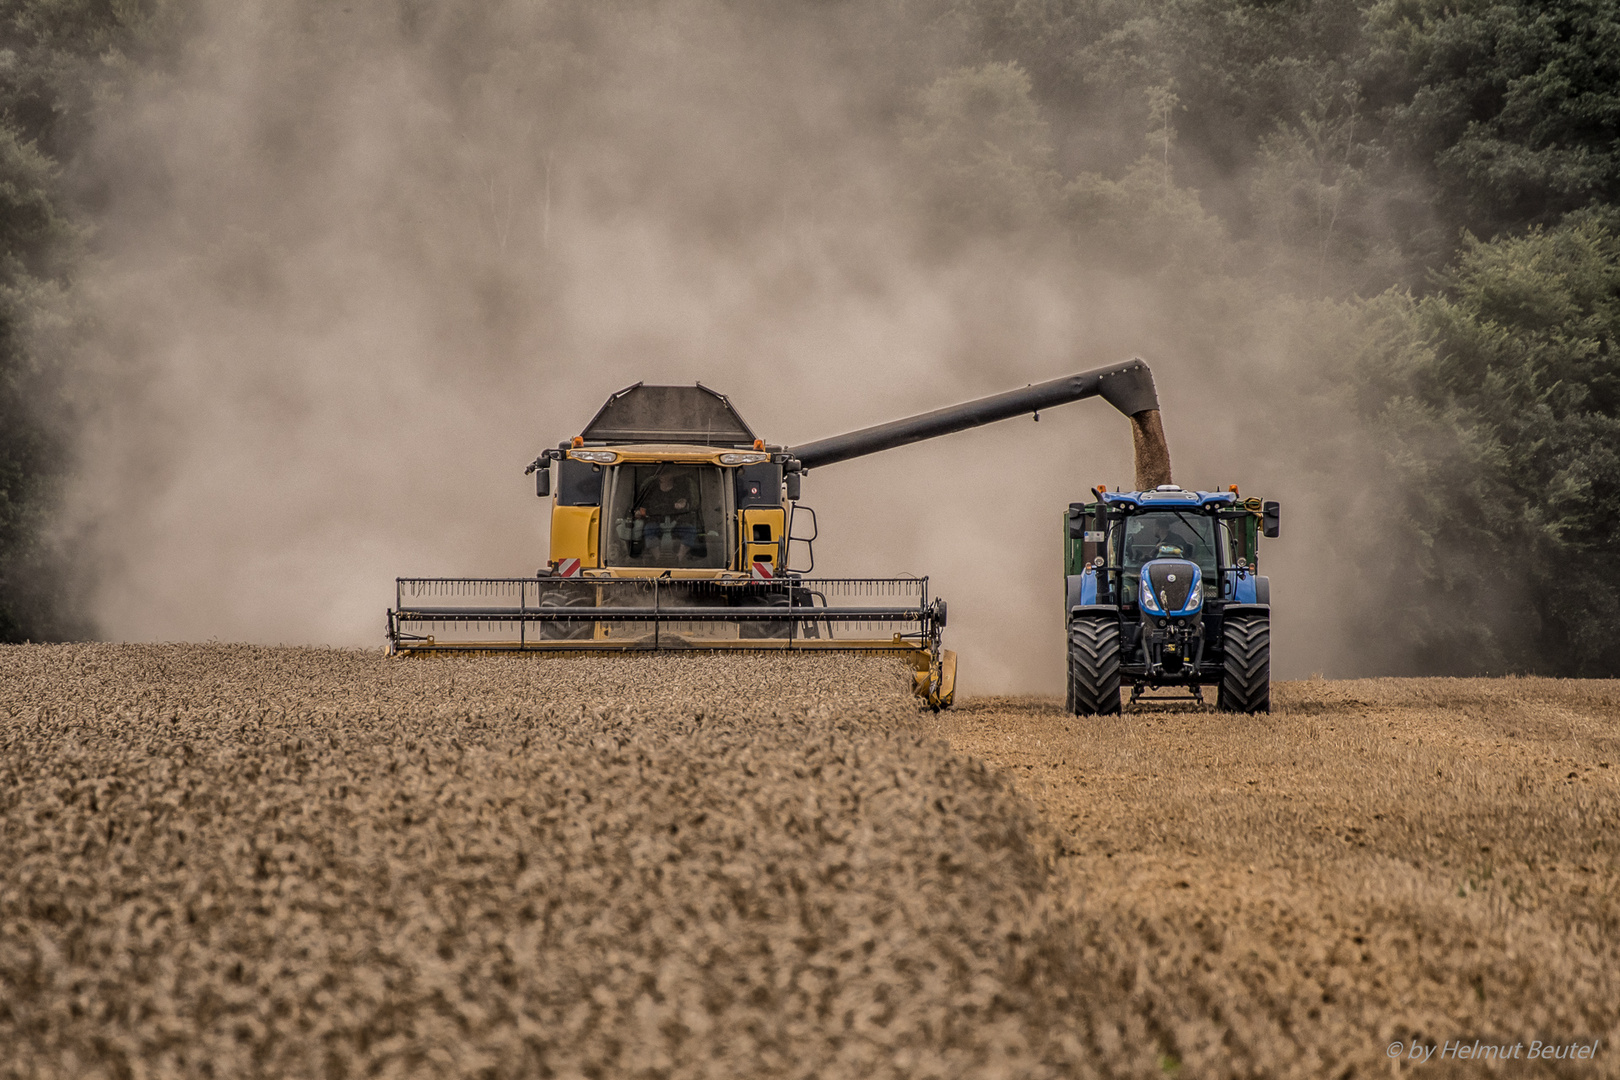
3 0 1616 673
0 0 164 641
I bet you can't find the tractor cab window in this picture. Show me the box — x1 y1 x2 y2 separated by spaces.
1218 520 1244 569
603 464 732 568
1117 511 1219 603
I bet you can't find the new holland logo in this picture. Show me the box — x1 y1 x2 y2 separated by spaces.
751 561 774 580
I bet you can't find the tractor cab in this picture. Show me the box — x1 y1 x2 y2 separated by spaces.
1117 509 1221 606
1072 487 1276 607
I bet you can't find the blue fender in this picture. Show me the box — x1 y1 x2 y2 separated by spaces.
1066 567 1098 613
1230 569 1258 604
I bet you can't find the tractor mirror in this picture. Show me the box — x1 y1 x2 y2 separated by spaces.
1068 513 1085 539
785 471 801 501
535 466 551 498
1262 501 1281 538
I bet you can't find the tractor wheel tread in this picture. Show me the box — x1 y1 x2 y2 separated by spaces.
1068 615 1122 716
1218 613 1271 714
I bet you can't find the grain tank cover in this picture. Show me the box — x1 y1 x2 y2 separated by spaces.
579 383 758 447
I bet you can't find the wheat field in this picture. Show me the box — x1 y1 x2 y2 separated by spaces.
1 645 1616 1078
937 680 1620 1077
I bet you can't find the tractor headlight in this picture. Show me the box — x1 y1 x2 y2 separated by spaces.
719 452 770 465
569 450 618 463
1173 567 1203 614
1138 571 1163 615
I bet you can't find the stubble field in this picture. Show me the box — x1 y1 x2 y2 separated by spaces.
1 645 1616 1078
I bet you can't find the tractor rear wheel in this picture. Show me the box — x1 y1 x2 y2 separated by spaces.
1068 615 1122 715
1217 613 1270 713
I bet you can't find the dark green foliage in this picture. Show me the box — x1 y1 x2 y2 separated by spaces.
1365 0 1620 266
945 0 1620 282
903 62 1060 239
0 0 185 640
0 104 79 640
1354 212 1620 674
941 0 1390 276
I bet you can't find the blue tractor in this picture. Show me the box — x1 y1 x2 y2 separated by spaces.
1064 486 1280 713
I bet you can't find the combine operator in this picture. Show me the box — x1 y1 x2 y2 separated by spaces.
628 469 703 562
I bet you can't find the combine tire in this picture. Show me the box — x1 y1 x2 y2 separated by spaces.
1217 613 1270 713
538 585 594 640
737 593 792 639
1068 615 1122 716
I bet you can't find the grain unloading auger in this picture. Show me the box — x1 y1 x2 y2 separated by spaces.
388 359 1168 708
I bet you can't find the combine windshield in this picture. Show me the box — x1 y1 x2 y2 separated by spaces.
1118 511 1219 602
603 464 732 569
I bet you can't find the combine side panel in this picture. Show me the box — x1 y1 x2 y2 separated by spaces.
551 506 600 568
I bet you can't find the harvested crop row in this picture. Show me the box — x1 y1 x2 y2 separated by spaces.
941 683 1620 1077
0 646 1119 1080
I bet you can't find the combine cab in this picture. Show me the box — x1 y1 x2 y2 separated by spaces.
390 360 1172 710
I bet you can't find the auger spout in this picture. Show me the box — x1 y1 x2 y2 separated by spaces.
786 357 1171 489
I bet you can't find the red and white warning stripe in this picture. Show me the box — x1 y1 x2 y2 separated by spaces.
555 558 582 578
751 560 774 580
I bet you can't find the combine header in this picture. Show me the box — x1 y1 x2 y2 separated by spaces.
389 359 1169 709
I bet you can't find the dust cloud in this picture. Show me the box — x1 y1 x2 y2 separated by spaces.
64 0 1370 692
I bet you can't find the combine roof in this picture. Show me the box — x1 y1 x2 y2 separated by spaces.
580 383 758 447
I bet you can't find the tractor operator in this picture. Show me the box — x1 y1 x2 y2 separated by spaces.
1130 513 1204 562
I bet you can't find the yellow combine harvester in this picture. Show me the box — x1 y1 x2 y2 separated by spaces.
387 359 1165 708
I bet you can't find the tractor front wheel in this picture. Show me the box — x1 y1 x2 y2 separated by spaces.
1068 614 1122 716
1217 613 1271 713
